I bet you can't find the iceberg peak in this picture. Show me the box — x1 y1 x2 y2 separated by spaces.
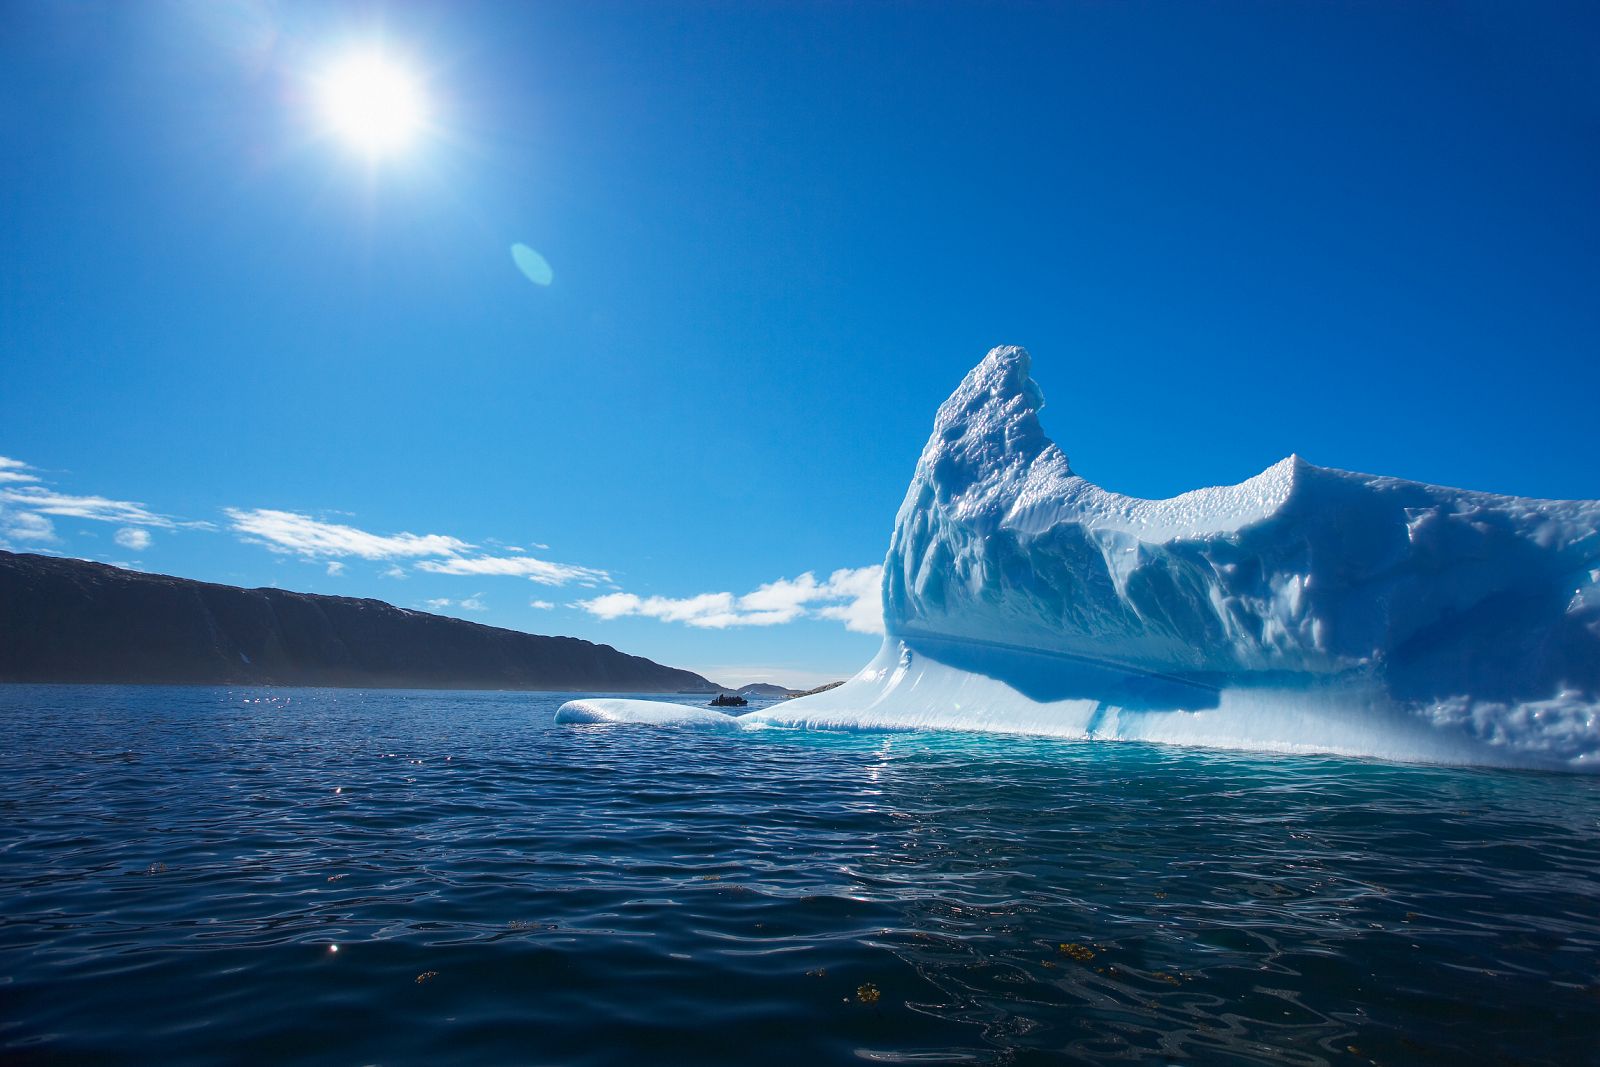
915 345 1063 530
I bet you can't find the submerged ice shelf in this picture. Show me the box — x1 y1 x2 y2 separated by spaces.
559 346 1600 771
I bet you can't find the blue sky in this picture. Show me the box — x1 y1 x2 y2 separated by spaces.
3 2 1598 688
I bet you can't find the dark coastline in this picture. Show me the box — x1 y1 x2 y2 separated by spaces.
0 550 715 693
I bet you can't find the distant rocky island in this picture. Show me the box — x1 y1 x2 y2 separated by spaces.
0 551 716 692
676 681 847 700
789 680 845 698
730 682 795 699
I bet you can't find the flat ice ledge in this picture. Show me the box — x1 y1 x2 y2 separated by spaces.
554 641 1599 772
554 698 743 727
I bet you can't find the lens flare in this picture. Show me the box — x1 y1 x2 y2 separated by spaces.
511 244 554 287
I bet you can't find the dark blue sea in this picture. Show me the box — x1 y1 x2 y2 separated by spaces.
2 686 1598 1066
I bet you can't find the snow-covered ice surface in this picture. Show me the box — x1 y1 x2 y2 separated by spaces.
554 698 743 727
560 346 1600 771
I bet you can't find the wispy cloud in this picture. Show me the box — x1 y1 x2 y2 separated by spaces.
423 594 488 613
2 455 612 595
530 599 555 610
577 566 883 633
224 508 607 588
0 458 195 552
225 508 472 560
0 457 40 485
0 485 192 528
114 527 152 551
415 553 609 586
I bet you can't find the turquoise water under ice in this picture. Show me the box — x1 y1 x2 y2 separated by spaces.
2 685 1598 1065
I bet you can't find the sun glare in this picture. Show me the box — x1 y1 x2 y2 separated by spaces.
316 50 429 158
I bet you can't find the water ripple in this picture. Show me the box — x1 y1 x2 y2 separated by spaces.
2 686 1598 1065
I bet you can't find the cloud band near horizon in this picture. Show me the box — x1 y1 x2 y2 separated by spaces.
576 565 883 634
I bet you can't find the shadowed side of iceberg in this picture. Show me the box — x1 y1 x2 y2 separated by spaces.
747 639 1598 771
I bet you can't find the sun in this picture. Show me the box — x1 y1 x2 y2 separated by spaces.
315 50 429 158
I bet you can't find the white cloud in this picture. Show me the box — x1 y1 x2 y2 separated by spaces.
424 597 453 611
0 507 56 543
576 565 883 633
0 457 40 484
0 456 608 595
579 590 734 624
114 527 152 551
740 572 823 616
529 599 555 610
810 565 885 633
225 508 472 560
224 510 608 589
0 458 197 554
415 553 609 586
0 485 190 528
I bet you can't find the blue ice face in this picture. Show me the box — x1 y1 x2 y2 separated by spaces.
873 346 1600 770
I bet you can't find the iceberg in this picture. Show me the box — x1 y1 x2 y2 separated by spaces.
561 346 1600 771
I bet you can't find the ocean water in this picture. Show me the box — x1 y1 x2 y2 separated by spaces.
2 686 1598 1067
